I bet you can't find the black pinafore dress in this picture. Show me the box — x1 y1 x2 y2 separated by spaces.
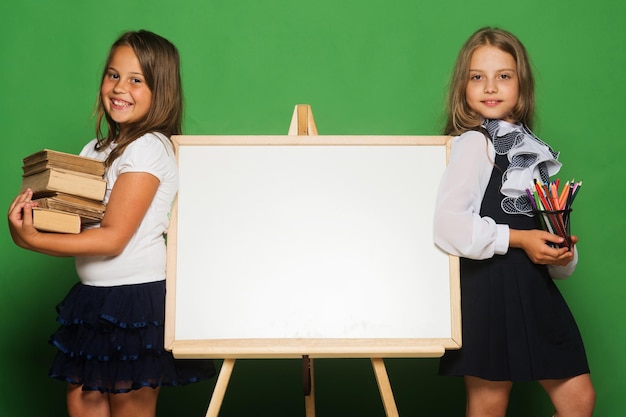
439 151 590 381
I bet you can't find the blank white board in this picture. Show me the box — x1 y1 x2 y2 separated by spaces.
165 135 460 359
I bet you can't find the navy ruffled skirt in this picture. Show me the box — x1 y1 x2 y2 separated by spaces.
48 280 216 393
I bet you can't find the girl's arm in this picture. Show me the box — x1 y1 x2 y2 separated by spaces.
510 229 578 278
8 172 159 257
509 229 576 264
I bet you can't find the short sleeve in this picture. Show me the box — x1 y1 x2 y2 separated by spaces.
116 133 175 182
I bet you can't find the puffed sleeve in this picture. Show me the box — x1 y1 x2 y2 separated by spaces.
433 131 509 259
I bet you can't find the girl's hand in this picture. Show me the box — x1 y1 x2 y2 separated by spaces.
509 229 576 266
7 189 39 249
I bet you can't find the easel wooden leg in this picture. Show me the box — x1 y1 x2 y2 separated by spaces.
205 358 236 417
371 358 399 417
293 103 317 417
303 357 316 417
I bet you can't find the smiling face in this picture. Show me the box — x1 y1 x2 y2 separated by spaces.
100 45 153 132
465 45 520 123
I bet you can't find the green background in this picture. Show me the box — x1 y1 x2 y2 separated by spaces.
1 0 624 416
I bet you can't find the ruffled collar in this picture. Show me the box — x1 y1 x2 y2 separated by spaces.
481 119 561 216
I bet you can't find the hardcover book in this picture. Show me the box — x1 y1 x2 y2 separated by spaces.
21 168 107 201
31 208 81 234
22 149 105 177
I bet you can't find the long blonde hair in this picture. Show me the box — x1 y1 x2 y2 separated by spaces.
94 30 183 166
444 27 535 136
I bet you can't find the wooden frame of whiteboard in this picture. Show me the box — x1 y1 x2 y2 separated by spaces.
165 134 460 360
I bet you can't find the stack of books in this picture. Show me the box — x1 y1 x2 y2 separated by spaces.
20 149 107 234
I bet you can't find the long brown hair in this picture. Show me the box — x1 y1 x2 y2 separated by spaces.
94 30 182 166
443 27 535 136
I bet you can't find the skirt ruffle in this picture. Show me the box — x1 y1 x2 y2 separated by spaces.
48 281 215 393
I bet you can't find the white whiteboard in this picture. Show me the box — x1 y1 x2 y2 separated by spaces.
165 135 460 359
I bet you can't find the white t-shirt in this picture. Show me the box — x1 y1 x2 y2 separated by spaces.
75 133 179 286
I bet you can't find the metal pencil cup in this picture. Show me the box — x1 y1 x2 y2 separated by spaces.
534 209 572 249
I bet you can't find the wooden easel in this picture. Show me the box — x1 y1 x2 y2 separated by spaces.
203 105 399 417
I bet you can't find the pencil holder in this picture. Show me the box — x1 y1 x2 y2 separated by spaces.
533 209 572 249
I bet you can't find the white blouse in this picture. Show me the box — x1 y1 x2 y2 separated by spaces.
433 126 577 279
